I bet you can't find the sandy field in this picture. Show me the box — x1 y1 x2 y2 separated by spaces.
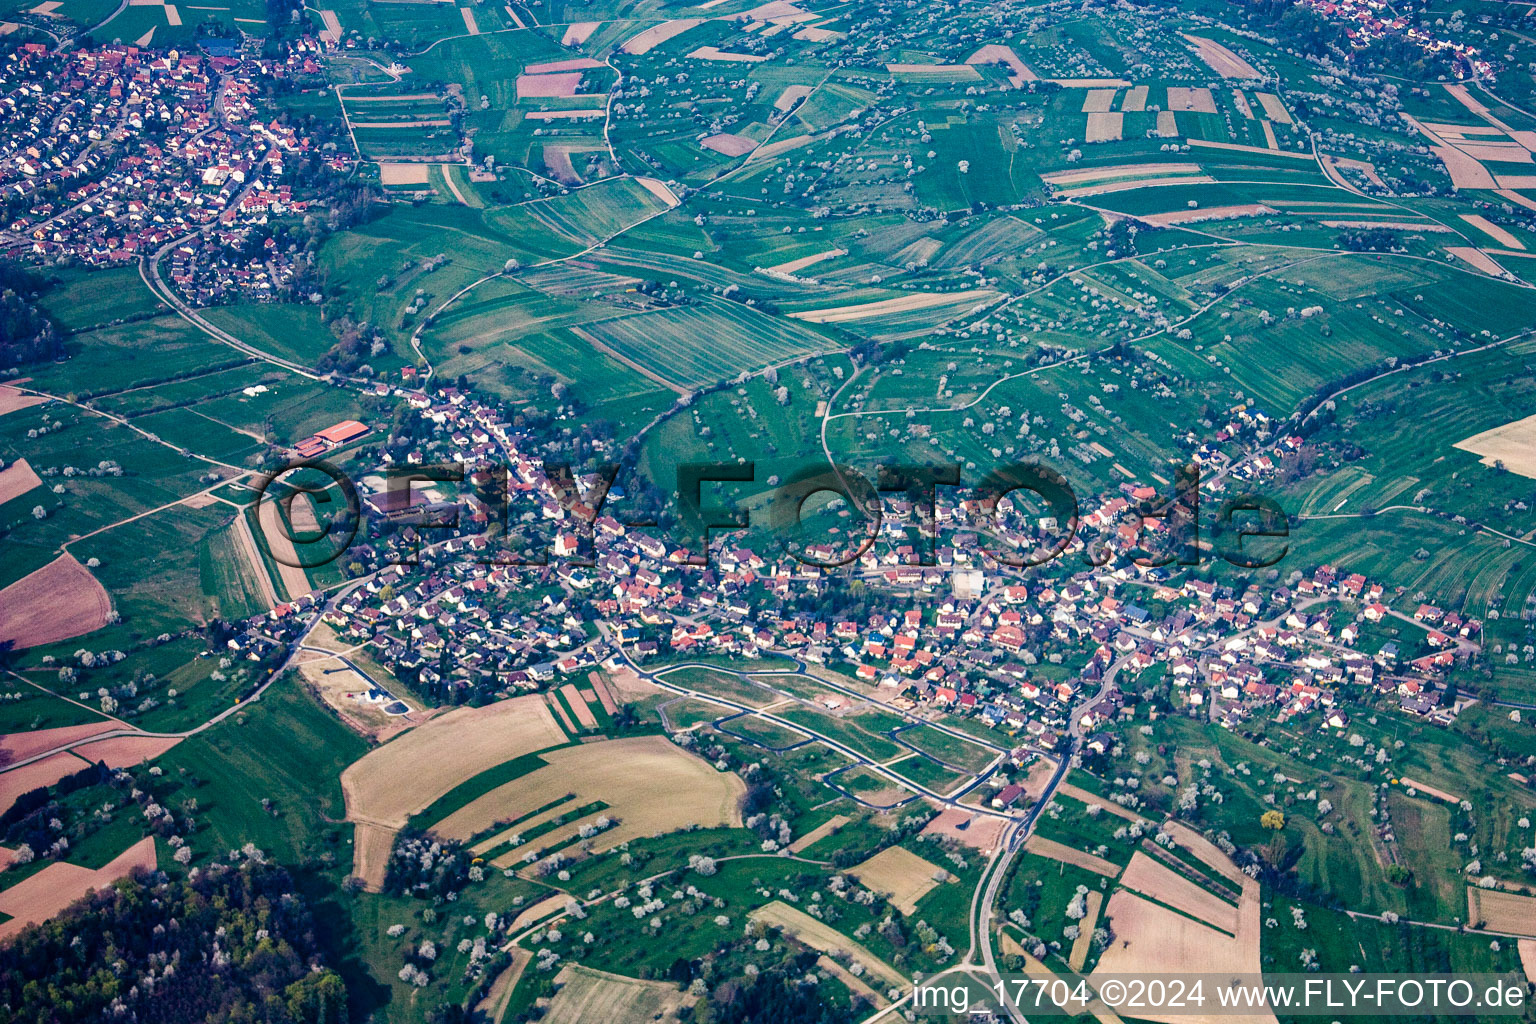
885 63 980 80
965 44 1036 85
1399 777 1466 804
1055 783 1142 821
850 845 946 914
517 72 583 98
1122 84 1149 111
1183 34 1259 78
773 84 814 111
1456 141 1532 163
1051 77 1130 87
1085 113 1124 142
587 671 620 714
766 247 846 275
508 892 567 933
788 813 849 852
1255 92 1291 123
621 19 702 54
379 162 430 185
543 145 580 184
1023 834 1121 877
750 901 906 989
1140 203 1274 226
1434 145 1498 189
0 752 91 815
1082 89 1117 113
524 109 606 120
792 25 841 42
0 384 46 416
1090 877 1272 1024
1461 214 1524 249
72 734 181 768
475 949 533 1023
1497 188 1536 210
634 176 680 207
0 459 41 507
545 965 689 1024
0 836 155 940
921 807 1009 852
1497 174 1536 189
232 508 278 610
561 21 598 45
458 7 477 33
1069 890 1103 970
525 58 601 74
545 693 577 733
559 684 598 729
341 694 566 886
256 496 313 599
318 9 340 44
1520 939 1536 984
181 490 222 509
0 554 112 650
1156 110 1178 137
1467 887 1536 936
688 46 767 62
1446 246 1507 277
701 132 757 156
1167 87 1218 113
1062 175 1214 199
1319 220 1450 232
789 288 996 324
1261 119 1279 150
1043 163 1202 186
433 735 744 856
0 721 115 767
1120 851 1239 933
1159 820 1247 886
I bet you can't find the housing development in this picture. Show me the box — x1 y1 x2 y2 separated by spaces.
2 0 1536 1022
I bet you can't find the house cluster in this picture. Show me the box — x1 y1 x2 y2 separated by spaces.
276 375 1478 748
1299 0 1492 77
2 40 327 291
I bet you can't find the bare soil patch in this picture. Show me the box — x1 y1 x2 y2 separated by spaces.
788 288 996 324
560 22 598 45
559 684 598 729
1255 92 1291 123
620 19 702 55
1085 112 1124 142
71 734 181 767
1082 89 1117 113
765 247 846 275
1043 162 1201 186
700 132 757 156
1069 890 1103 970
379 162 430 185
1119 850 1238 933
0 752 89 816
921 807 1008 852
340 694 566 887
0 554 111 650
544 965 689 1024
773 84 813 111
1467 887 1536 936
0 836 155 940
1446 246 1507 276
1122 85 1149 111
1166 86 1218 113
965 44 1036 85
749 900 906 990
0 384 46 416
517 72 583 98
0 721 113 766
849 845 947 914
1456 414 1536 476
1183 34 1259 78
788 813 849 852
0 458 41 507
433 736 744 862
1023 834 1121 877
1461 214 1524 249
1139 203 1274 226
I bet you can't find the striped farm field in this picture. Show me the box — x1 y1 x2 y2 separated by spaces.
576 298 835 388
